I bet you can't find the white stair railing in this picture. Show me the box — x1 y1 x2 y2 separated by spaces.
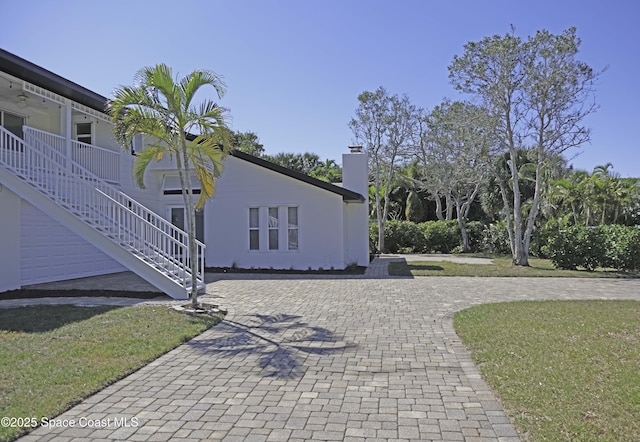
0 125 205 294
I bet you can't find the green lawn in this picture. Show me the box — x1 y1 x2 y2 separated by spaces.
0 305 222 442
454 300 640 441
389 256 640 278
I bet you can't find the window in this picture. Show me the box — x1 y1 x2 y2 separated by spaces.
75 122 92 145
0 110 24 139
288 207 298 250
249 208 259 250
268 207 279 250
249 206 299 251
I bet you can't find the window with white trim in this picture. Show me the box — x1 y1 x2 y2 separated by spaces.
287 207 298 250
249 208 260 250
249 206 299 251
75 122 92 145
0 110 24 138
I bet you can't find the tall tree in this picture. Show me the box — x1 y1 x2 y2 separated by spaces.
423 100 496 251
449 27 601 265
265 151 322 175
349 87 417 253
109 64 231 306
310 158 342 183
549 164 640 226
233 131 264 157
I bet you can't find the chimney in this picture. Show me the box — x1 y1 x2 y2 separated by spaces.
342 145 367 196
342 145 369 266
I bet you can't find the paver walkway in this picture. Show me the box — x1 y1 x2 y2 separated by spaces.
10 264 640 441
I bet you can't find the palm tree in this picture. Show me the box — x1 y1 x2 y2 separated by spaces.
109 64 232 307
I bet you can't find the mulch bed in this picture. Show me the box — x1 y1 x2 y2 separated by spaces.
0 289 168 300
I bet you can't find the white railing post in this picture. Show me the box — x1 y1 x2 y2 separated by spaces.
64 101 72 170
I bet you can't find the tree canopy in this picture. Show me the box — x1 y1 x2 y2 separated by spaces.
109 64 231 304
449 27 601 265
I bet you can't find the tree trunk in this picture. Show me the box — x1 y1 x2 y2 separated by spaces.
522 148 544 264
456 200 470 253
178 138 199 307
445 192 453 220
508 147 529 266
434 195 444 221
374 167 385 253
498 179 515 257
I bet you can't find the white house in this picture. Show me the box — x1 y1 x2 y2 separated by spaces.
0 48 369 299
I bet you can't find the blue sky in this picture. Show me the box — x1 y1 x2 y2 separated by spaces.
2 0 638 176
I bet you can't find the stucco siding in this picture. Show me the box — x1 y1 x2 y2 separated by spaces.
204 156 346 270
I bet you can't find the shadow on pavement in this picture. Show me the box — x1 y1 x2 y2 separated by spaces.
187 313 357 379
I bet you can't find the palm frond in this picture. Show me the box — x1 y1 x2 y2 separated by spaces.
132 145 168 188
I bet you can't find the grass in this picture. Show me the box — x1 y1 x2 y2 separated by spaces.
389 256 640 278
454 300 640 441
0 305 222 441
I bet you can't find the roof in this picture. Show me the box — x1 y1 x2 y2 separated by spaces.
0 48 365 203
0 48 108 112
231 150 364 202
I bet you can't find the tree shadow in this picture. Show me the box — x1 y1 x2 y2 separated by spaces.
0 305 121 333
188 313 357 379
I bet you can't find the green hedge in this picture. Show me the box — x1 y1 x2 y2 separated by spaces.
543 224 640 271
418 221 460 253
370 220 508 255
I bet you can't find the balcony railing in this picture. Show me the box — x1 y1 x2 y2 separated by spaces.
23 126 120 184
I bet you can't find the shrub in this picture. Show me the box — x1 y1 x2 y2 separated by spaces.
384 220 426 253
418 220 460 253
543 224 640 272
369 223 379 254
369 220 426 254
466 221 485 253
599 224 640 271
481 221 511 255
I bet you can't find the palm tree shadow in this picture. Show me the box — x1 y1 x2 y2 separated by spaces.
188 313 356 379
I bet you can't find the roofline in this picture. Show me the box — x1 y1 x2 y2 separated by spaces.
231 150 365 202
0 48 365 203
0 48 108 113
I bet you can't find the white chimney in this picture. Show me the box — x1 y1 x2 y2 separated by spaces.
342 145 367 196
342 145 369 266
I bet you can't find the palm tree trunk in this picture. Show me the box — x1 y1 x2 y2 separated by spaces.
178 137 199 307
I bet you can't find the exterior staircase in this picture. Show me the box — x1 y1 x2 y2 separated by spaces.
0 125 205 299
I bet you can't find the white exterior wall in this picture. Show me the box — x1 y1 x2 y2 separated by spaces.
342 151 370 266
204 156 346 270
19 201 125 285
0 187 22 291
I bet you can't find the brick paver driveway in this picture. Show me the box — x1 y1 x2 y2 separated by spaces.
21 276 640 441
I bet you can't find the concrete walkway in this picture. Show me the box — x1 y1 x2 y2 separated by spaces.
9 262 640 441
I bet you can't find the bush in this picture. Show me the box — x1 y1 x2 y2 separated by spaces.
418 221 460 253
543 224 640 272
599 224 640 271
466 221 485 253
369 220 426 254
384 220 426 253
369 223 380 254
481 221 512 255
